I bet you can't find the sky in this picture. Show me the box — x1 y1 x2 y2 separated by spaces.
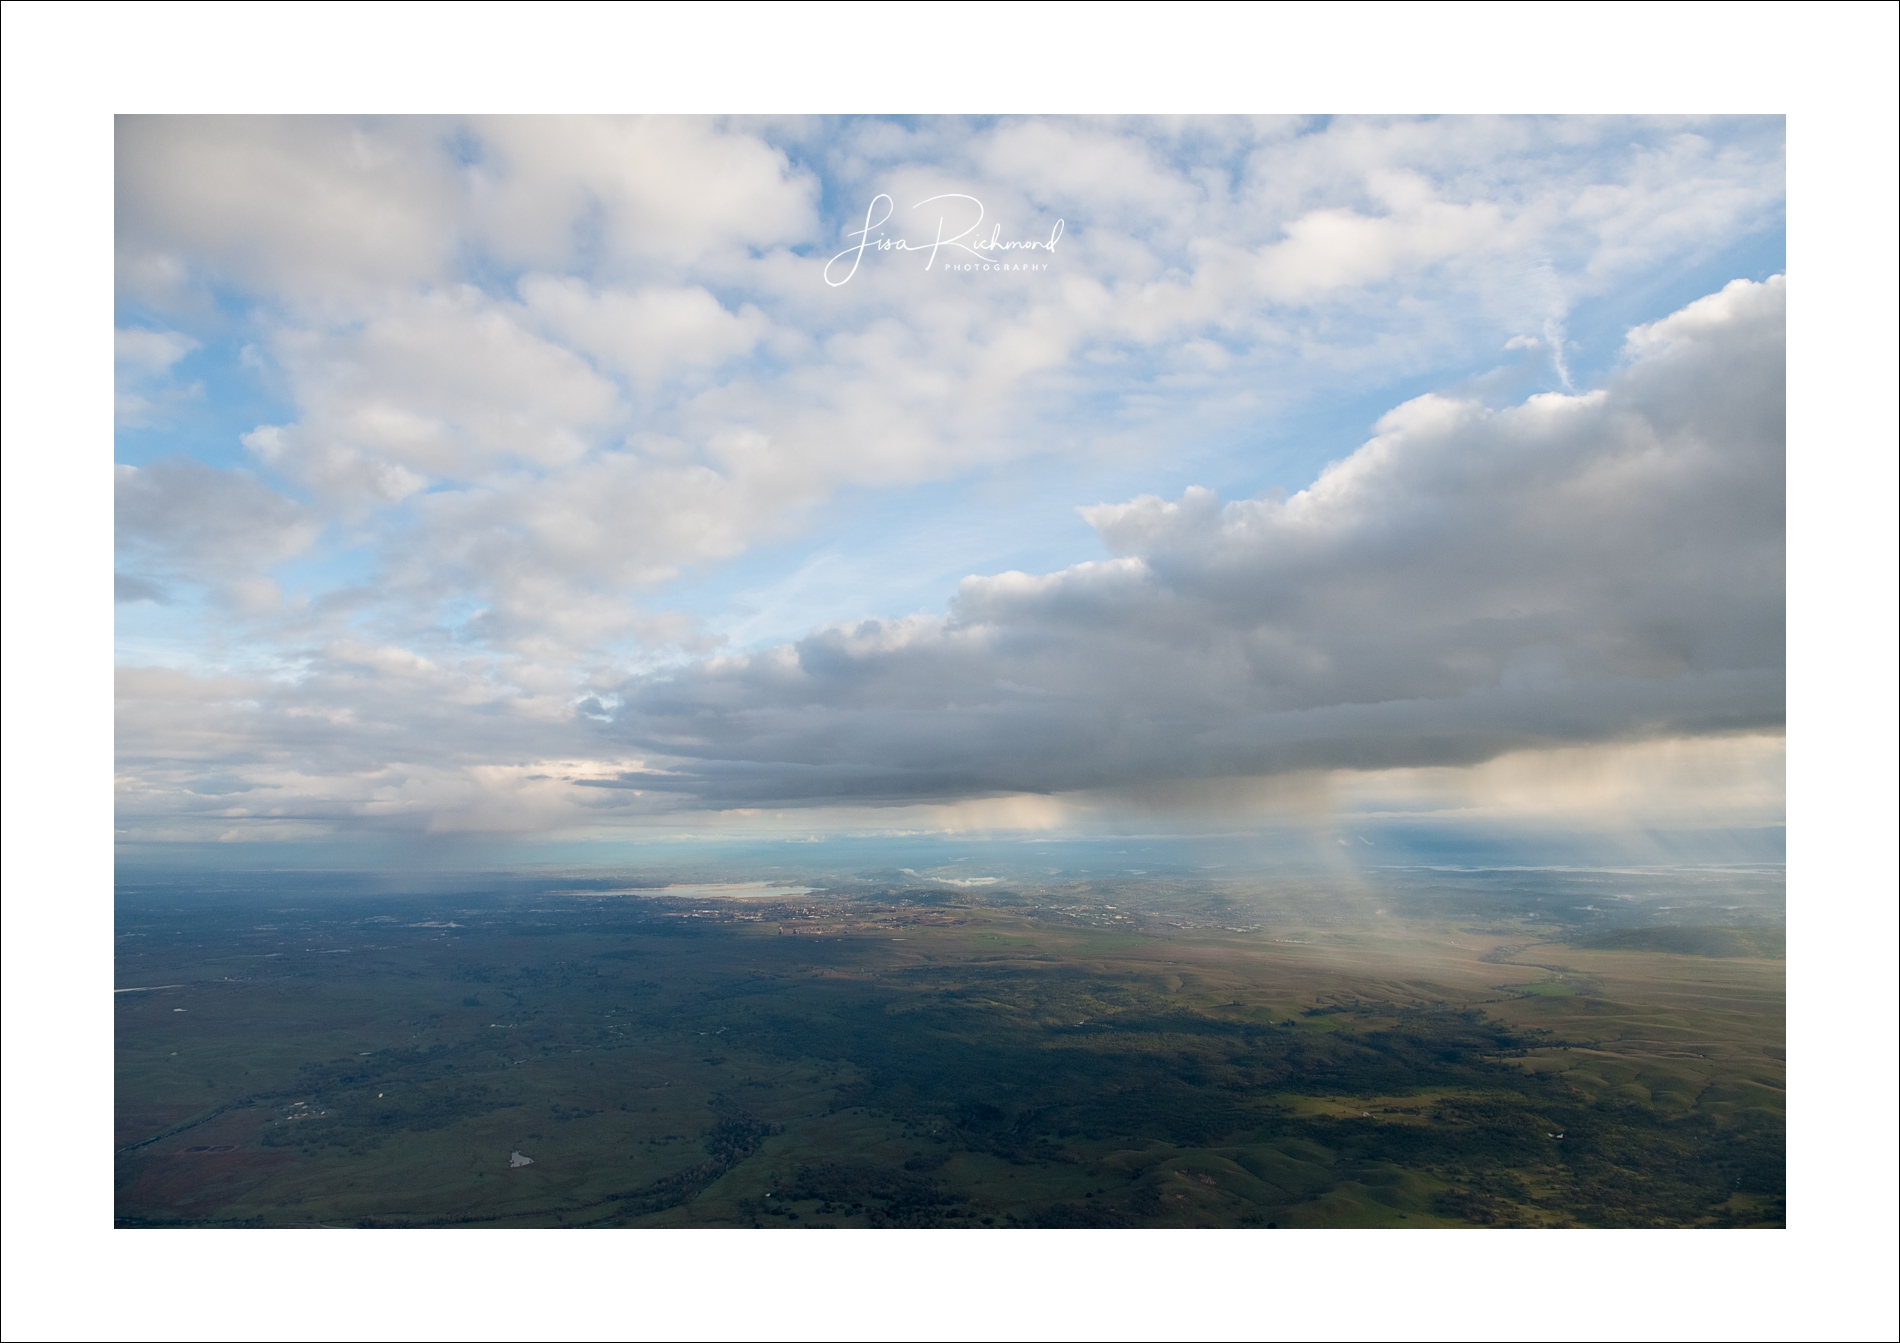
112 115 1789 866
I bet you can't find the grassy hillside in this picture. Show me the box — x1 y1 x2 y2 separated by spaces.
1570 926 1784 958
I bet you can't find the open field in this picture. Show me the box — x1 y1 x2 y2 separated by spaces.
115 870 1783 1227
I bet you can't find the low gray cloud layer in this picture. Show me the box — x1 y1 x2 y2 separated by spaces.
596 277 1784 808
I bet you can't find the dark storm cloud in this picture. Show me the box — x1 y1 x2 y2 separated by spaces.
598 278 1785 808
